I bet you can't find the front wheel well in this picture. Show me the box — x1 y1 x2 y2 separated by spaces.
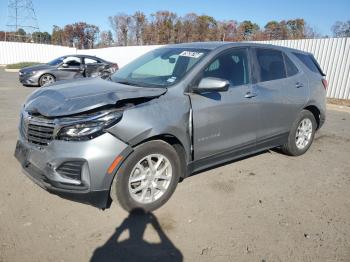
304 105 321 129
134 134 187 181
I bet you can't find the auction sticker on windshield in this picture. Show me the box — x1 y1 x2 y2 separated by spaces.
179 51 204 58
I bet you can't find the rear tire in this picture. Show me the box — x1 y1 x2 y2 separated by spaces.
110 140 181 212
281 110 316 156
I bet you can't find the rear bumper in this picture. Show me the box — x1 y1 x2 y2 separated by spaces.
15 132 132 209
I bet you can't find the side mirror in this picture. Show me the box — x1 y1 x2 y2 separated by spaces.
193 77 230 92
60 63 69 68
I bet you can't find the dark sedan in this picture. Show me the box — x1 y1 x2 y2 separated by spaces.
19 55 119 86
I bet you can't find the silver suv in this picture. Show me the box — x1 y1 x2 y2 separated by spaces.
15 42 327 212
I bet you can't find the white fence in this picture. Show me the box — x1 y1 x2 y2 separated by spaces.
76 45 162 68
0 41 160 68
0 41 76 65
0 38 349 99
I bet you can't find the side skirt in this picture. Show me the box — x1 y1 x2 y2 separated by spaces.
186 132 288 177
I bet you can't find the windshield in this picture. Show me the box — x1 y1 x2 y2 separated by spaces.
48 57 65 66
111 48 209 88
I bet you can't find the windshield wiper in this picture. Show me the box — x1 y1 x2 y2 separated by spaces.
113 79 165 88
115 80 141 86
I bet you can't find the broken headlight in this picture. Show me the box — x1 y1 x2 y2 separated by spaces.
57 111 122 141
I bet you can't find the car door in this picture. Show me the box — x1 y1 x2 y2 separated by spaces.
251 48 308 145
84 57 106 77
56 56 84 80
189 48 258 160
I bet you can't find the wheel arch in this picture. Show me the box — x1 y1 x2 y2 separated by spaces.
303 104 321 129
39 73 56 86
133 134 188 181
107 133 188 208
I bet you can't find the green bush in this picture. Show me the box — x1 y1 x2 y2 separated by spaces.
6 62 41 69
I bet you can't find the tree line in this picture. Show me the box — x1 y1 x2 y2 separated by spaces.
0 11 349 48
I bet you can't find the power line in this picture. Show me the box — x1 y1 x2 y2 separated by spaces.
5 0 40 42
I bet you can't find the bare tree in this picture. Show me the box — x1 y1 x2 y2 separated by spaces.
152 11 177 44
109 13 132 46
286 19 305 39
182 13 197 42
304 24 320 39
218 20 238 41
99 30 114 47
332 21 350 37
48 10 328 47
132 11 146 45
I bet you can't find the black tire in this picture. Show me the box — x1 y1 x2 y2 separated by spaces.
39 73 55 87
110 140 181 212
281 110 317 156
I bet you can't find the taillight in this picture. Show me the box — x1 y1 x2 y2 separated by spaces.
322 79 328 90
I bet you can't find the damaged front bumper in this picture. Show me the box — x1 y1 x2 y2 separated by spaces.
15 132 131 209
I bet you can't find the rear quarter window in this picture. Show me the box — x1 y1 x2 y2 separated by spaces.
283 53 299 77
293 53 322 75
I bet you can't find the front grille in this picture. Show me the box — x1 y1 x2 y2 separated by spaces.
21 113 55 146
56 161 83 181
27 124 54 145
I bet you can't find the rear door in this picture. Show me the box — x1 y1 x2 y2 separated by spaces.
190 48 258 160
84 57 106 77
251 48 308 144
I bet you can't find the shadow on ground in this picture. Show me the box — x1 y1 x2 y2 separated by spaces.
90 209 183 262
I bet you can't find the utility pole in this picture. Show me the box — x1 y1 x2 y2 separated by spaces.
5 0 40 42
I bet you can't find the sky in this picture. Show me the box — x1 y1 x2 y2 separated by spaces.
0 0 349 36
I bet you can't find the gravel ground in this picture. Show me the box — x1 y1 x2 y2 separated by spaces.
0 68 349 262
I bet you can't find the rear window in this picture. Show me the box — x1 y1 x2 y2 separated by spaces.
293 53 324 75
256 49 286 82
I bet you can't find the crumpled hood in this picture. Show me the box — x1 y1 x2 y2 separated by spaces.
24 78 167 117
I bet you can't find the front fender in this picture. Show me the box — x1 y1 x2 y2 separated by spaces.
107 93 192 162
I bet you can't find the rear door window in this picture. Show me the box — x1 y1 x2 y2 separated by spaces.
256 49 286 82
84 58 101 64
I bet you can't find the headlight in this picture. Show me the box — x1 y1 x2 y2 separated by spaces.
57 110 122 141
27 71 36 75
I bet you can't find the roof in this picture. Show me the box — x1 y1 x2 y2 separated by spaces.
165 41 309 54
59 54 109 61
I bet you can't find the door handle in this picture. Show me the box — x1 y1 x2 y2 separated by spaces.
244 91 257 98
295 82 303 88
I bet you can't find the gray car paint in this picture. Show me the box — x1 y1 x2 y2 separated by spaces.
25 77 167 117
19 55 116 86
253 54 309 140
15 42 326 209
18 132 129 191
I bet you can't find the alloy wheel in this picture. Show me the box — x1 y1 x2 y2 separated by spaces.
295 118 313 150
128 154 173 204
40 74 55 86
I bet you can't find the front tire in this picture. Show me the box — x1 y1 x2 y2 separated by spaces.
110 140 181 212
281 110 317 156
39 74 55 86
